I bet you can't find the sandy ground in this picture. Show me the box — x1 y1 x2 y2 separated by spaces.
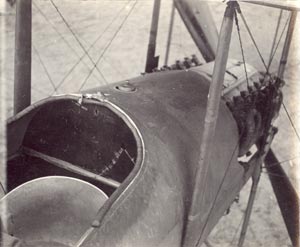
1 0 300 246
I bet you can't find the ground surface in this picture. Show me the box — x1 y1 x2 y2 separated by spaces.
1 0 299 246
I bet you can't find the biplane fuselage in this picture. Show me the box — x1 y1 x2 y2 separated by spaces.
2 0 299 245
3 61 260 246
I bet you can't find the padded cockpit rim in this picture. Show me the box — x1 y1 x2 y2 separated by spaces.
6 95 145 233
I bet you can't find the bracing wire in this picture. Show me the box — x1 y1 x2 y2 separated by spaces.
32 1 80 57
267 13 291 72
227 179 263 247
228 214 244 246
282 102 300 142
195 131 244 246
263 9 300 156
235 4 299 150
32 1 102 83
32 44 57 94
236 8 269 73
194 3 297 246
233 8 249 88
193 4 267 244
262 171 300 181
0 182 6 195
79 1 138 91
53 1 131 91
77 37 126 80
262 154 300 169
267 10 283 70
49 0 107 83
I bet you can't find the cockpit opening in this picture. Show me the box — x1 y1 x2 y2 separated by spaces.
7 98 141 196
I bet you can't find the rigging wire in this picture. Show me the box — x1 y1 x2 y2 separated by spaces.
227 182 262 247
261 171 300 181
233 8 249 88
77 38 126 80
228 216 243 246
0 182 6 195
282 102 300 142
236 7 269 73
194 5 296 245
53 1 131 91
262 154 300 169
49 0 107 83
235 5 299 148
32 44 57 94
79 1 138 91
32 1 102 84
193 3 260 244
267 10 283 70
267 13 291 72
195 131 244 246
239 10 299 147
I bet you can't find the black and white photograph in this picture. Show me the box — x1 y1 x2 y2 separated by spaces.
0 0 299 246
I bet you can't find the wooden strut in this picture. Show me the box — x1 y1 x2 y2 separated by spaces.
237 161 261 247
277 11 297 80
267 10 283 70
22 147 121 189
14 0 32 114
164 2 175 66
238 127 278 246
145 0 161 73
182 2 235 246
231 6 298 247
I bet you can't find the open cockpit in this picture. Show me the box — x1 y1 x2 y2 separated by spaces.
6 97 142 196
2 96 143 246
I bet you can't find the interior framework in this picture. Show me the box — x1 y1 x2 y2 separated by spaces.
7 98 141 196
